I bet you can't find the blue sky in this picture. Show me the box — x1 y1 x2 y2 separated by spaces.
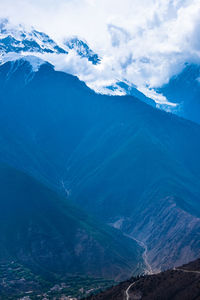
1 0 200 102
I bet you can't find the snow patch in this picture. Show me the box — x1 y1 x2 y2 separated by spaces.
0 53 45 72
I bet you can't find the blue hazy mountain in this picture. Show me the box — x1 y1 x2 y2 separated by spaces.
157 64 200 124
0 59 200 273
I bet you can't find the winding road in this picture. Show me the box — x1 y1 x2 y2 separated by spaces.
125 282 136 300
175 268 200 274
125 267 200 300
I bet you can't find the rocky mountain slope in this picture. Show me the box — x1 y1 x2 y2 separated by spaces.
0 59 200 272
85 258 200 300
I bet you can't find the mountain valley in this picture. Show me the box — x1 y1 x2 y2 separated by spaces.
0 12 200 299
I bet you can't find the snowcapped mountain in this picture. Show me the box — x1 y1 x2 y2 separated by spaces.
0 18 101 67
0 20 143 100
0 18 174 110
0 19 67 56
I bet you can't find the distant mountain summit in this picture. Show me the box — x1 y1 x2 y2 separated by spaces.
0 18 101 66
0 18 67 56
64 37 100 65
0 18 158 106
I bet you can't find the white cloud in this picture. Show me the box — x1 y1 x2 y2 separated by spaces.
1 0 200 104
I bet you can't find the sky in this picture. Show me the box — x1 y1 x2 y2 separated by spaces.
1 0 200 103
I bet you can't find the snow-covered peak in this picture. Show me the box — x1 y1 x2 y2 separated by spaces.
0 19 101 66
0 19 173 110
64 37 100 65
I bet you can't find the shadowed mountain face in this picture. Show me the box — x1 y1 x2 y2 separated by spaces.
0 163 144 282
85 258 200 300
157 64 200 125
0 60 200 271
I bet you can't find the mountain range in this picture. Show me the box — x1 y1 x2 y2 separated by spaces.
0 58 200 272
0 19 200 299
2 18 200 122
0 19 171 105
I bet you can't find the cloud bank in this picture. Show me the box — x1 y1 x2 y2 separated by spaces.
1 0 200 102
